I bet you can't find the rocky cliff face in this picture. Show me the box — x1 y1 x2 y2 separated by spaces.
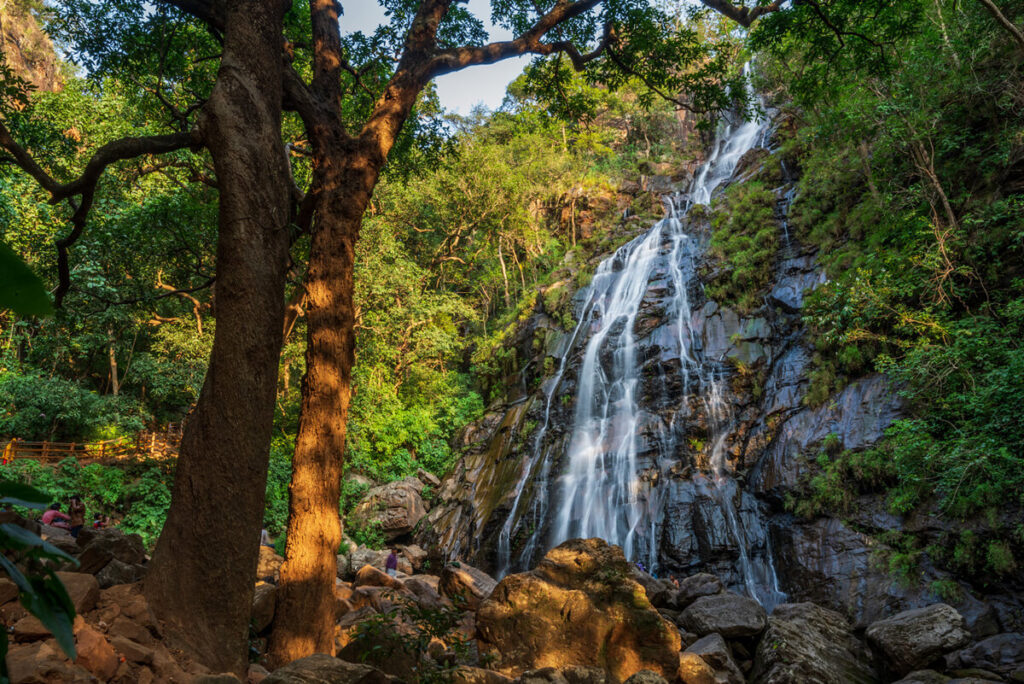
0 2 62 93
419 114 1023 636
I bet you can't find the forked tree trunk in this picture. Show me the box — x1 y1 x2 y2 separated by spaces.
267 137 381 666
144 0 291 674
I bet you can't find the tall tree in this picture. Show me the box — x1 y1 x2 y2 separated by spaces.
1 0 292 673
262 0 743 665
1 0 745 670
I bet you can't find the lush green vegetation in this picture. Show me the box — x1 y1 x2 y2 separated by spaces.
753 0 1024 580
3 0 1021 596
1 0 710 543
704 179 779 313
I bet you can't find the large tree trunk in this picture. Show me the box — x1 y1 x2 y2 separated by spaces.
267 137 380 666
267 0 436 663
144 0 291 674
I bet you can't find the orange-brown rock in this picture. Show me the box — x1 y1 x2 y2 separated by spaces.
353 564 404 590
0 577 19 605
5 640 94 683
476 538 682 682
257 546 284 582
677 653 717 684
55 572 101 614
439 562 496 610
75 623 118 680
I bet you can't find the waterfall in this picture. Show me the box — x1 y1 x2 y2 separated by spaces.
494 87 786 609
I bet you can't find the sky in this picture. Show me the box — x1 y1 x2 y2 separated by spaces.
341 0 531 114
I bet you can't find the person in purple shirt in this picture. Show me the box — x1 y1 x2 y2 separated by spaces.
385 548 399 577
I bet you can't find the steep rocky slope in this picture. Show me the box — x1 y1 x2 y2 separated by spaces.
417 112 1024 637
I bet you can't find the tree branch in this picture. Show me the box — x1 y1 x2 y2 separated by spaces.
0 120 201 305
976 0 1024 51
698 0 782 28
425 0 605 78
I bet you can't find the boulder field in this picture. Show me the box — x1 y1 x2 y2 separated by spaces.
268 537 1022 684
3 525 1022 683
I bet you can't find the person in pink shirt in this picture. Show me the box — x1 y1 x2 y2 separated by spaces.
41 504 71 529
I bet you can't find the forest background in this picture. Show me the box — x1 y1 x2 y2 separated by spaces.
0 0 1022 602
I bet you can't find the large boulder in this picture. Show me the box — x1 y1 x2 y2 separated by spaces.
476 538 682 682
74 528 146 575
629 568 674 609
339 548 390 580
353 564 403 591
263 654 396 683
679 593 767 639
55 572 100 614
685 634 744 684
749 602 876 684
945 632 1024 677
399 543 428 572
252 583 276 633
866 603 971 676
349 478 427 540
95 558 145 588
258 546 284 582
678 652 718 684
439 562 497 610
671 574 724 611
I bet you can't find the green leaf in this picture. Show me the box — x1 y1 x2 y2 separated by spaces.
0 480 52 510
0 241 53 316
0 524 78 564
0 556 76 659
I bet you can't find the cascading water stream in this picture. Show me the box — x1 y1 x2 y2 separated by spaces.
494 80 787 609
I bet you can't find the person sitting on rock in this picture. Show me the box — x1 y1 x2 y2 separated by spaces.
385 548 399 577
92 514 109 529
67 495 85 538
41 503 71 529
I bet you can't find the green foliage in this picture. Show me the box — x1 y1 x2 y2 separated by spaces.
761 0 1024 584
350 591 470 683
340 478 370 517
263 438 293 539
118 467 171 546
0 371 149 442
0 240 52 316
0 479 78 672
0 458 170 546
346 518 386 551
704 181 778 313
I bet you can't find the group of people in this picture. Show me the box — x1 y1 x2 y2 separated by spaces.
40 495 110 538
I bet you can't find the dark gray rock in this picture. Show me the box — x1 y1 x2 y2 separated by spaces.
264 654 396 683
892 672 949 684
680 593 767 638
671 573 724 611
750 602 876 684
622 671 668 684
95 558 145 588
946 632 1024 676
867 604 971 676
685 633 744 684
75 528 147 575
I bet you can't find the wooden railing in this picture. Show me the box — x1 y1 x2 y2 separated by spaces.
2 423 182 464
